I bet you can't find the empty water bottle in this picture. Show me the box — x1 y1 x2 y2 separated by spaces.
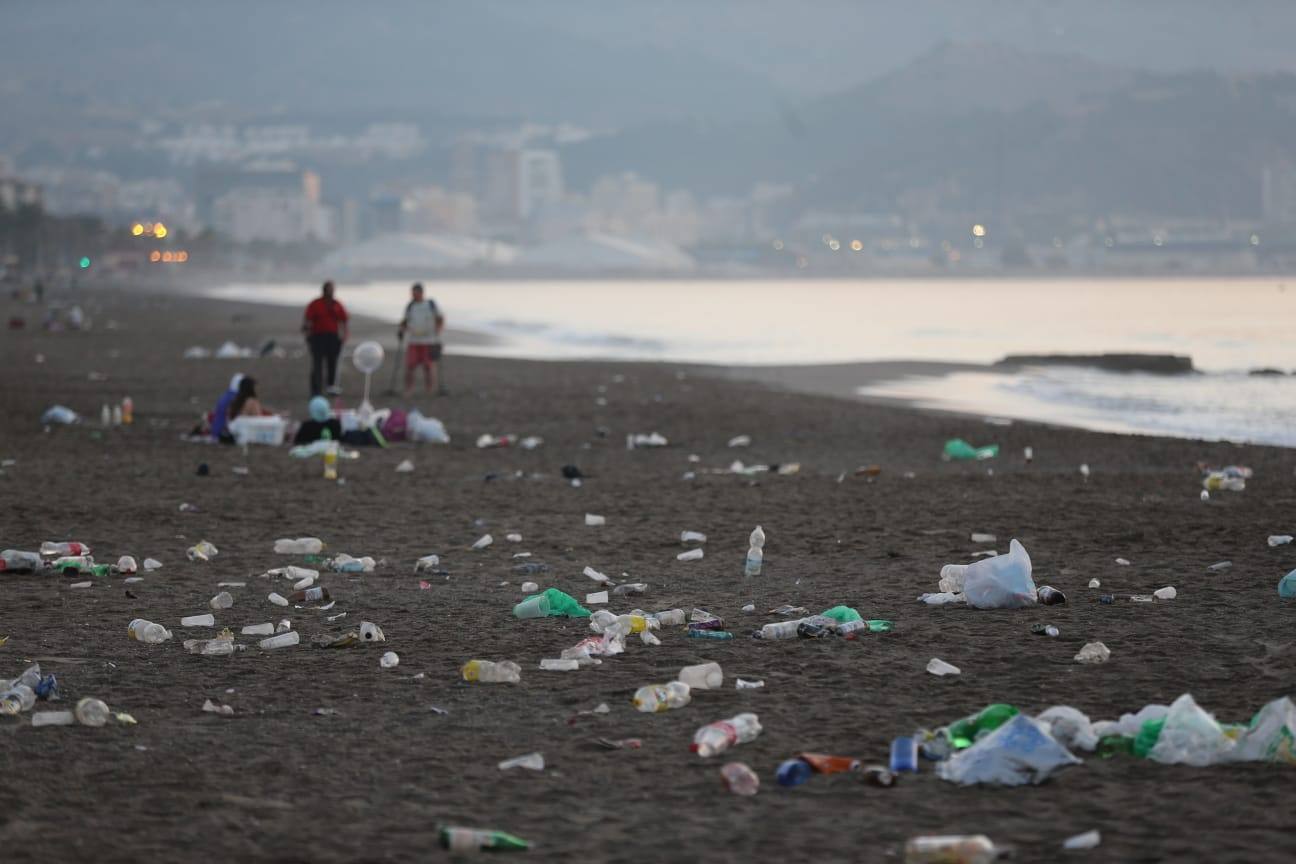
185 635 237 656
1037 586 1067 605
692 712 762 757
127 618 172 643
0 684 36 715
755 619 804 640
275 537 324 555
0 550 43 573
633 681 691 713
461 659 521 684
652 609 686 627
290 586 331 603
678 662 723 690
744 525 765 577
40 541 90 558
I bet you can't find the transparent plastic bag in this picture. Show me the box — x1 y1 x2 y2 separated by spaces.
961 539 1037 609
1147 693 1235 767
937 714 1080 786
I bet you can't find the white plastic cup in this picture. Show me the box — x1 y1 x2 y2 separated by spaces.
258 631 300 650
181 613 216 627
678 662 723 690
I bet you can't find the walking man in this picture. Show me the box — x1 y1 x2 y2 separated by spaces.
303 280 349 396
398 282 445 396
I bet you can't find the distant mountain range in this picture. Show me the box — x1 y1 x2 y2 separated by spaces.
561 42 1296 221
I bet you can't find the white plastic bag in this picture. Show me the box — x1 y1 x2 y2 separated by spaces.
1036 706 1099 752
1232 696 1296 764
1092 703 1170 740
407 410 450 444
937 714 1081 785
960 539 1037 609
1148 693 1235 767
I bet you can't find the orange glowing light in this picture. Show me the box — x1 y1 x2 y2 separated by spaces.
149 250 161 263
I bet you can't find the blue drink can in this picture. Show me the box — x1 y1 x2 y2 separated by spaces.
889 736 918 773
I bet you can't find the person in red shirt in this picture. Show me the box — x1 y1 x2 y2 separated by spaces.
302 281 349 396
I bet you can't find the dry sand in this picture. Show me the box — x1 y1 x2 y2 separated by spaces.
1 284 1295 863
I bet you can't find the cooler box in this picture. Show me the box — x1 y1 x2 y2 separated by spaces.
228 416 287 446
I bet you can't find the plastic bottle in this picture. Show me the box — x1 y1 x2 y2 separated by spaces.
632 681 692 713
611 582 647 597
323 440 338 481
0 684 36 715
889 736 918 773
837 619 872 639
903 835 1004 864
0 550 43 573
687 630 734 640
678 662 723 690
439 828 530 853
127 618 172 644
1031 623 1060 638
100 404 111 427
461 660 521 684
51 555 95 575
274 537 324 555
652 609 686 627
540 658 581 671
111 404 123 426
692 712 762 757
180 613 215 627
40 541 90 558
776 758 814 787
744 525 765 577
121 396 133 424
290 586 331 603
720 762 760 795
755 619 805 640
258 631 300 650
1037 585 1067 605
75 697 111 727
185 636 237 656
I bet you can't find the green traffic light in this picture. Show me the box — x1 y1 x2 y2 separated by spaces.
78 256 91 269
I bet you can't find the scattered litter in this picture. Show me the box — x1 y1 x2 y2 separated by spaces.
202 698 234 717
1268 535 1293 547
1074 642 1111 664
585 513 606 527
395 459 415 473
626 432 668 449
498 752 544 771
927 658 961 676
380 651 400 669
727 435 752 448
677 548 704 562
1063 830 1102 851
1115 557 1131 566
735 678 765 690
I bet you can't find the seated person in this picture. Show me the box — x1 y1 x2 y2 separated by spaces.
293 396 343 445
209 373 245 442
227 376 274 423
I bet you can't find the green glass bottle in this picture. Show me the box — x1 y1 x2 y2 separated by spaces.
439 827 530 852
947 704 1020 749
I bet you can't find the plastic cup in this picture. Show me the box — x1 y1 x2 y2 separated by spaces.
512 594 552 619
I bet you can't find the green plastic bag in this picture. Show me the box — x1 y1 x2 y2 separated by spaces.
865 620 894 633
1133 717 1165 758
516 587 590 619
819 605 862 624
943 438 1000 461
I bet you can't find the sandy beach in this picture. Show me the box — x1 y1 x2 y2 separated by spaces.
2 282 1295 864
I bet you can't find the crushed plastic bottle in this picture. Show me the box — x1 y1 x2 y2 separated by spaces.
275 537 324 555
633 681 692 713
720 761 760 795
127 618 172 644
692 712 762 757
462 659 521 684
903 835 1005 864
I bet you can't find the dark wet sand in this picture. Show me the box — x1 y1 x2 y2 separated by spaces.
1 283 1294 864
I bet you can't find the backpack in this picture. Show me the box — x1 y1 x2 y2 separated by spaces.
382 408 409 442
